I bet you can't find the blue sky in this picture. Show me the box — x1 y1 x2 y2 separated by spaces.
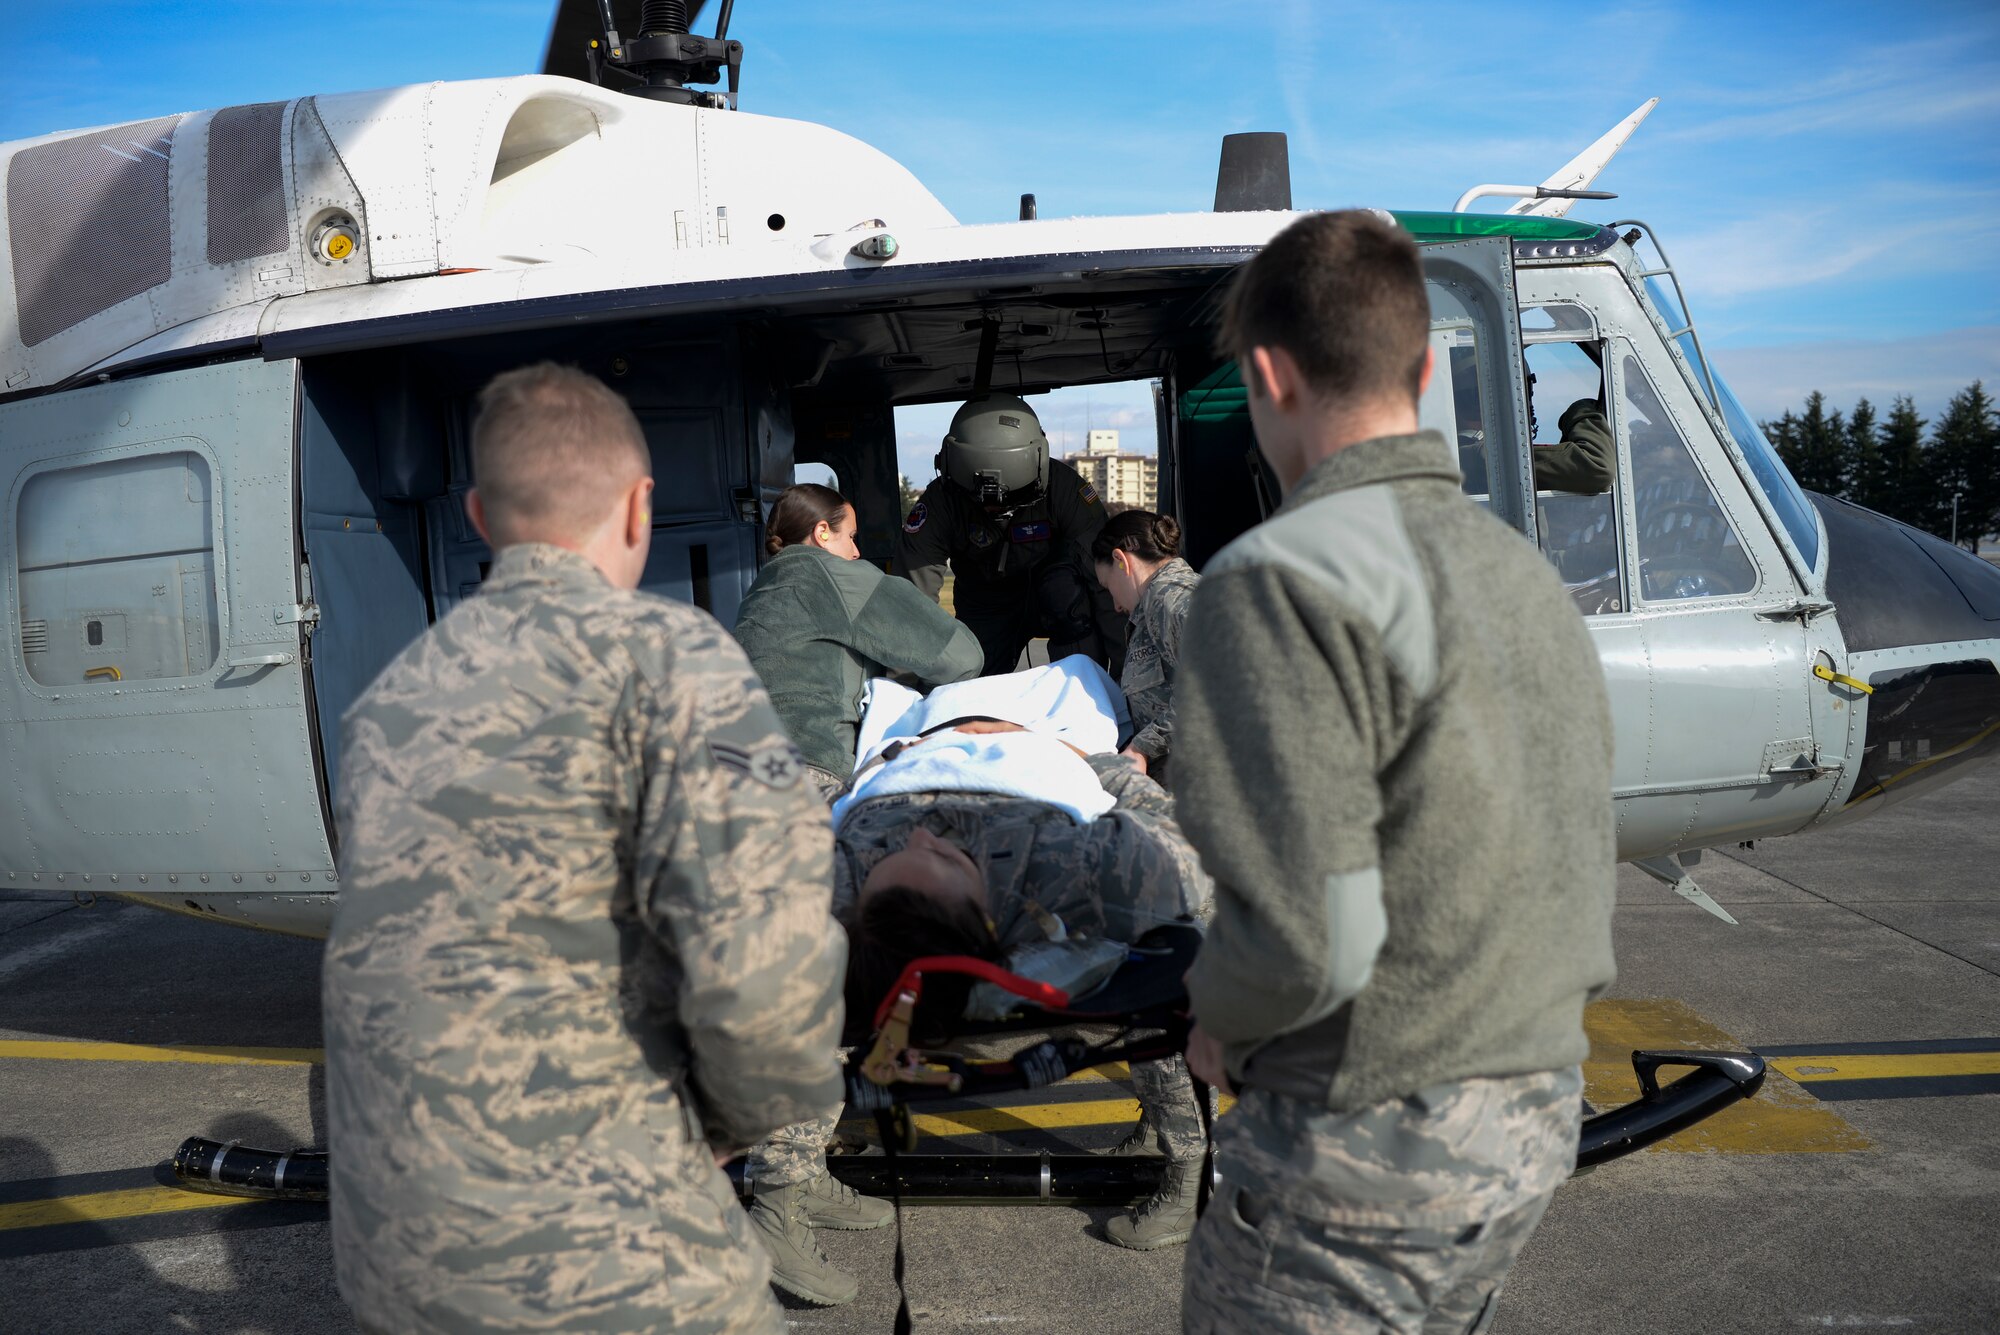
5 1 1995 478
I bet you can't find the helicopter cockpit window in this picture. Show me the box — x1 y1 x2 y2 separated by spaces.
1416 325 1492 499
1622 354 1757 601
1521 303 1599 342
793 461 840 490
1526 334 1623 615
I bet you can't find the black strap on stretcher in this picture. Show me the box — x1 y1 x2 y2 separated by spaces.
849 925 1206 1333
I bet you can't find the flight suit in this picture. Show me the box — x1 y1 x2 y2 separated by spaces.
833 755 1214 1164
324 542 846 1335
1120 556 1200 790
898 458 1123 676
1532 399 1615 494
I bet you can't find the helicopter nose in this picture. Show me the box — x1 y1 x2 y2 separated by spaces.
1813 495 2000 817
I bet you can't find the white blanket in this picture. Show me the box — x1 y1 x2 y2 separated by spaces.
831 730 1117 829
833 656 1131 830
852 655 1129 763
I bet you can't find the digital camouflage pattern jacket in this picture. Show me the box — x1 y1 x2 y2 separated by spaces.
1121 556 1199 778
324 542 844 1335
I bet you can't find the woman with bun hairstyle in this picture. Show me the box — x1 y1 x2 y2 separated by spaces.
1092 509 1199 791
734 483 983 798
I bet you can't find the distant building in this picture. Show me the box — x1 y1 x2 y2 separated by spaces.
1063 429 1158 510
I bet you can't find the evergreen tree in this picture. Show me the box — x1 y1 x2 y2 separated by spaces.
1796 391 1848 496
1880 396 1932 535
897 473 921 517
1928 381 1998 551
1766 409 1804 480
1844 398 1892 514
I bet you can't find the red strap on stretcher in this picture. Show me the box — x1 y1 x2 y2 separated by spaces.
873 955 1072 1030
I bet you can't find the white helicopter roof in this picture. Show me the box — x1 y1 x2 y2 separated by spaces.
0 74 980 393
1 72 1631 397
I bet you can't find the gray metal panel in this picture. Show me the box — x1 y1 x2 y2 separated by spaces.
7 117 180 347
0 359 334 886
206 102 289 265
1419 238 1532 541
298 371 428 798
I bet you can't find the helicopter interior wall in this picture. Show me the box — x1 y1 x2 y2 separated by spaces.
297 365 441 795
296 336 775 799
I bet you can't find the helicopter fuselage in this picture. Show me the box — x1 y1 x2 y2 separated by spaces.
1 78 1994 937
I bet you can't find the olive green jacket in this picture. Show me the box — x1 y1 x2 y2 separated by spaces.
1176 431 1617 1110
734 544 982 778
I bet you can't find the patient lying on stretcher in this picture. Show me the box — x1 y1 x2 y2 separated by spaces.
820 656 1218 1249
830 656 1213 1040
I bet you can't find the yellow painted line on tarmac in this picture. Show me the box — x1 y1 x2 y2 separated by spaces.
1583 998 1869 1154
1769 1052 2000 1083
0 1039 322 1066
0 1186 253 1233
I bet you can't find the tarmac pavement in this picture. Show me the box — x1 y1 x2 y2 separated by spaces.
1 765 1996 1334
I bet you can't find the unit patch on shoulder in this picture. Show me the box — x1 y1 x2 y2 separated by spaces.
1080 482 1100 506
710 740 803 789
903 503 928 533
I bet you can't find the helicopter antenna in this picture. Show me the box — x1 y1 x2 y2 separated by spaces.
1507 98 1658 217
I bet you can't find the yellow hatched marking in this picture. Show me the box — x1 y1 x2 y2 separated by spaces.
0 1039 322 1066
1768 1052 2000 1083
911 1096 1144 1137
0 1186 253 1233
1583 998 1869 1154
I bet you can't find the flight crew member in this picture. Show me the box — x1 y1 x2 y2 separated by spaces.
731 481 980 1306
1091 509 1199 790
1534 397 1615 494
835 725 1216 1252
898 393 1123 676
735 482 984 799
1176 212 1617 1334
323 363 846 1335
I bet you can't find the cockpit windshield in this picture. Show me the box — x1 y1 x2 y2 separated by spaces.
1710 369 1822 572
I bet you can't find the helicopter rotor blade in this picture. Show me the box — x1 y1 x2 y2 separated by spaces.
1507 97 1658 218
541 0 712 81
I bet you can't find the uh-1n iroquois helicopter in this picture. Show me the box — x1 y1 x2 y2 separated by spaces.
4 0 2000 1199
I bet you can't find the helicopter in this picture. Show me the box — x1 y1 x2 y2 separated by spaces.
1 0 1996 940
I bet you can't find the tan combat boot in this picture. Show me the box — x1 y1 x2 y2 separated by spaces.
1103 1156 1202 1251
803 1165 893 1230
747 1180 860 1306
1103 1113 1162 1157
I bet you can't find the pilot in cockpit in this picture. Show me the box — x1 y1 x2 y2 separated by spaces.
1454 350 1614 495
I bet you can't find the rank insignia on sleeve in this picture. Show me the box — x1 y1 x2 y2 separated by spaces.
710 740 803 789
903 503 927 533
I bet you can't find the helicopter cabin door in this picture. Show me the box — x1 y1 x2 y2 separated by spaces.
1416 238 1536 541
0 359 335 923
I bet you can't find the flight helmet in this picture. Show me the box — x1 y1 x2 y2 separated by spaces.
937 394 1049 506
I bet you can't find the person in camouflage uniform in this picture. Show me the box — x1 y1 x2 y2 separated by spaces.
834 737 1216 1250
1092 509 1200 790
323 363 846 1335
1177 213 1616 1333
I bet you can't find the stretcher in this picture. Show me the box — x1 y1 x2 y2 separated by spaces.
171 926 1766 1207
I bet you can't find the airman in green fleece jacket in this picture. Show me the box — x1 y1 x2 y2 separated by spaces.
1177 211 1617 1335
733 485 983 801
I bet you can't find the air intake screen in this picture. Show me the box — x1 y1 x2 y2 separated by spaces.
207 102 288 266
7 116 179 347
